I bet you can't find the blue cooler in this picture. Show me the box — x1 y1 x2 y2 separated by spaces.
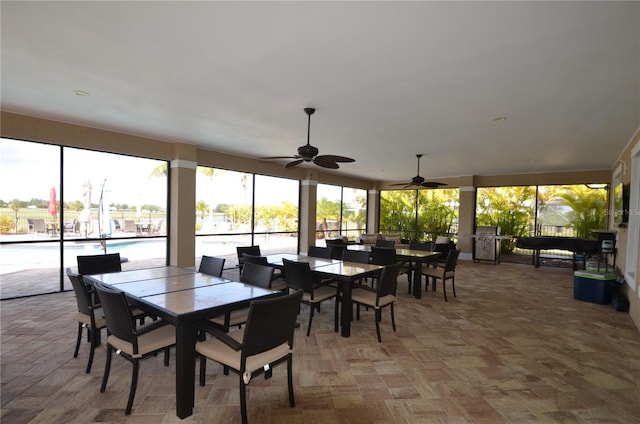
573 271 615 304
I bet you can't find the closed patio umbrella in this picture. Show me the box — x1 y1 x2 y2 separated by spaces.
48 186 57 217
98 179 112 239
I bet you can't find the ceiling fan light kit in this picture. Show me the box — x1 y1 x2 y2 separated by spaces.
390 154 447 189
261 107 355 169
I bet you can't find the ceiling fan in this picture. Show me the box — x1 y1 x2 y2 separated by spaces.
261 107 355 169
390 154 447 188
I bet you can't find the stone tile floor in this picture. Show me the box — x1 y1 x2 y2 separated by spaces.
2 262 639 423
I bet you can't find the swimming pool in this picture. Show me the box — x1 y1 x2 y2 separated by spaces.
0 239 168 274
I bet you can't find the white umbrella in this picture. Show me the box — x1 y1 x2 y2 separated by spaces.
98 179 112 238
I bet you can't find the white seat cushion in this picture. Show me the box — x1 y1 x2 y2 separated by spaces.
351 288 395 308
304 285 336 303
107 323 175 358
210 309 250 327
74 308 106 328
195 329 291 384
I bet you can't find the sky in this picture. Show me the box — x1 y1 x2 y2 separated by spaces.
1 138 167 207
1 138 299 209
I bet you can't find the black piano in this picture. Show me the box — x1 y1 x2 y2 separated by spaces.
516 236 601 270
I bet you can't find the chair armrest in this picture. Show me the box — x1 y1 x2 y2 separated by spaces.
355 286 376 294
135 319 170 335
195 320 243 351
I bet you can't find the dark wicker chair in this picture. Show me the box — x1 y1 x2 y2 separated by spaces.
198 255 225 277
307 246 332 259
242 253 286 290
341 249 371 264
351 264 401 342
67 268 106 373
420 249 460 301
196 289 303 424
210 262 276 332
409 241 434 251
77 253 122 275
282 258 339 336
341 249 371 287
375 239 396 248
236 246 261 273
93 281 175 415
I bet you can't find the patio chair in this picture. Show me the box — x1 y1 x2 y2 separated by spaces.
282 258 339 336
375 239 396 248
77 253 122 275
341 249 371 287
307 246 332 259
63 219 79 235
351 264 400 342
93 281 175 415
123 219 139 233
28 218 47 236
198 255 225 277
242 254 286 291
420 249 460 301
67 268 106 373
195 289 303 424
209 262 275 332
236 246 261 273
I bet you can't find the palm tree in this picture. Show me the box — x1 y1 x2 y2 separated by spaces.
149 163 168 178
197 166 227 231
196 200 209 220
557 185 607 239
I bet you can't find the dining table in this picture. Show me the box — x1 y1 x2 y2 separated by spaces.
346 245 441 299
265 254 384 338
84 266 280 420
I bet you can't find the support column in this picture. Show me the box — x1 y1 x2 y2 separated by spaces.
299 178 317 254
169 144 197 267
457 179 476 261
367 189 379 234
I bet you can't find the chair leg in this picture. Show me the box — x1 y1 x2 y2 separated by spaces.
86 328 99 373
307 303 315 336
443 280 448 302
240 377 248 424
199 356 207 386
390 303 396 332
334 296 339 333
452 277 456 298
125 359 140 415
74 323 83 358
287 354 295 407
164 347 170 366
375 308 382 343
100 345 113 393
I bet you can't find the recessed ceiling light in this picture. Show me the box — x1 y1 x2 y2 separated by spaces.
492 116 507 122
73 90 90 96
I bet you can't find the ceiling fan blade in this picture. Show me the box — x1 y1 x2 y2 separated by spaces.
421 181 447 188
313 156 340 169
389 181 420 188
285 159 304 168
260 155 300 160
316 154 355 163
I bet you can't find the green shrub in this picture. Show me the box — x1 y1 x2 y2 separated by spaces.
0 216 15 234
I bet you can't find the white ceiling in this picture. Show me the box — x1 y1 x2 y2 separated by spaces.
2 1 639 183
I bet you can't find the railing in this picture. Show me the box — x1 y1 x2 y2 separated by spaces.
0 208 167 241
531 224 578 238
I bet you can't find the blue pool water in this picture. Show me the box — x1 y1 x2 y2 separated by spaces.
0 239 167 274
